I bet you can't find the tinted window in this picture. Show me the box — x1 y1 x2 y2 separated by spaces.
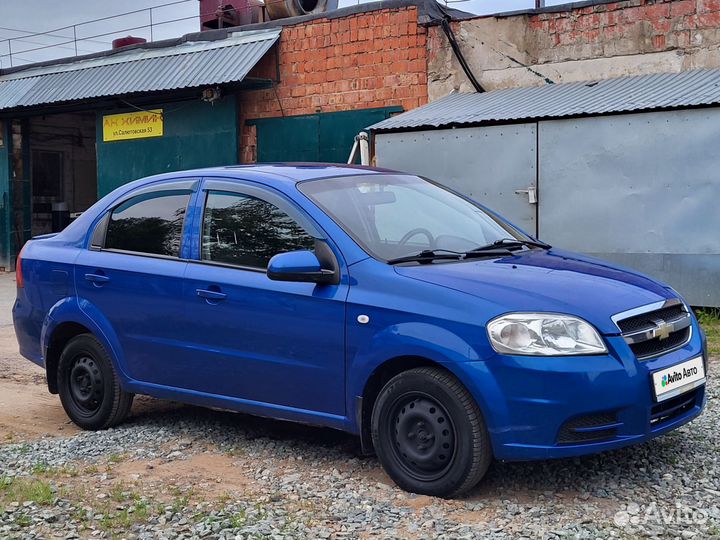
202 191 315 269
104 191 190 257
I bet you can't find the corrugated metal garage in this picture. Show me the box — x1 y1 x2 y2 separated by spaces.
0 28 282 270
369 69 720 307
0 29 281 110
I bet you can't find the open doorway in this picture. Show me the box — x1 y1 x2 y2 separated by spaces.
28 112 97 236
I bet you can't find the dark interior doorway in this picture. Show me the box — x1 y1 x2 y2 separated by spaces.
29 112 97 236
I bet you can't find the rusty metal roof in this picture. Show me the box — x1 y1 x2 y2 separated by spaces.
0 28 280 111
368 69 720 131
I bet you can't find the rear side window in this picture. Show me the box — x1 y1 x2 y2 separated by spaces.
104 190 191 257
202 191 315 269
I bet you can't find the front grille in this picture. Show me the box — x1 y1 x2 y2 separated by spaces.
629 327 691 359
557 412 619 445
616 304 686 333
615 301 692 360
650 388 699 428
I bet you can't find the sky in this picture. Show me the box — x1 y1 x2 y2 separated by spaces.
0 0 568 67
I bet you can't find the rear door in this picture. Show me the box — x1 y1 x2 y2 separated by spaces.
182 179 348 416
75 180 195 386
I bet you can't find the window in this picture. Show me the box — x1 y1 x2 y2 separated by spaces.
104 190 190 257
202 191 315 269
370 182 502 251
299 174 525 262
32 150 63 198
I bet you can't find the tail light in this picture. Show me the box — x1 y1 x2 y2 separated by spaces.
16 245 25 288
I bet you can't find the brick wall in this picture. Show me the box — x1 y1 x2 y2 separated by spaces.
528 0 720 58
238 6 428 162
429 0 720 97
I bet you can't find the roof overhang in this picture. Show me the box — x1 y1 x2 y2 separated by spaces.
368 69 720 132
0 28 281 113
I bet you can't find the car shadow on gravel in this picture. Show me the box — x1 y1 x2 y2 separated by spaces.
466 427 709 500
128 397 362 456
126 396 713 500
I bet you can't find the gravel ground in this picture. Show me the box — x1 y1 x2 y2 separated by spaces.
0 271 718 540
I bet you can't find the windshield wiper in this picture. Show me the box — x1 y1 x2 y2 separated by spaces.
388 248 513 265
387 250 463 265
471 238 551 252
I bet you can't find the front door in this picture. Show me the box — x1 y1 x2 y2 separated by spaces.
183 181 348 416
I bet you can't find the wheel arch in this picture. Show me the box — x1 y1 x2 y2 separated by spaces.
356 355 466 455
45 321 93 394
42 297 130 394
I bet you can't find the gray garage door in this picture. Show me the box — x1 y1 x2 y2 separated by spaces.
374 124 538 236
538 108 720 306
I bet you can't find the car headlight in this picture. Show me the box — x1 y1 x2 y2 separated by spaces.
487 313 607 356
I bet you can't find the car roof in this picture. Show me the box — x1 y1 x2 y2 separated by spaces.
145 163 401 186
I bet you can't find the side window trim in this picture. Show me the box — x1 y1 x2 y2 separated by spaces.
112 179 199 205
89 179 197 259
89 212 109 251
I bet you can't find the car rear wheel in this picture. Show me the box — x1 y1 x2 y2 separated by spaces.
371 367 492 497
57 334 134 430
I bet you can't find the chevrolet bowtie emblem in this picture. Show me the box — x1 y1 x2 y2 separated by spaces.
652 318 673 340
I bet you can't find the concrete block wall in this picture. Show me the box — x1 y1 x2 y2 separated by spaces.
238 6 428 163
428 0 720 98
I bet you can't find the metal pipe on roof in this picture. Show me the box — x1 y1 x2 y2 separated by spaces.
264 0 339 20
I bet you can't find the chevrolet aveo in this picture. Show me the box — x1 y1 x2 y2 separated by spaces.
13 165 707 497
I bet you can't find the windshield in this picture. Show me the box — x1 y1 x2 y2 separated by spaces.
298 174 529 262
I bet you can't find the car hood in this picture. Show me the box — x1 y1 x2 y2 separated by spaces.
394 249 675 334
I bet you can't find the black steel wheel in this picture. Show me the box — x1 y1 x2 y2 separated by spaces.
57 334 134 430
389 394 456 482
371 367 492 497
68 355 104 416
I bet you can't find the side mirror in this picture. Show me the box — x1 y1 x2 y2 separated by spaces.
267 250 336 284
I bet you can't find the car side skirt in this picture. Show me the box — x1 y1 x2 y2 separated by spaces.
125 379 352 432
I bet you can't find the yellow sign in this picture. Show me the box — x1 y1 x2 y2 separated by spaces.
102 109 164 142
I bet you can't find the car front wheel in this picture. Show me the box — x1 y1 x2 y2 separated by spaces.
57 334 134 430
371 367 492 497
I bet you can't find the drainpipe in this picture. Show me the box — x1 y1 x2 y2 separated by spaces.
358 132 370 166
439 18 485 93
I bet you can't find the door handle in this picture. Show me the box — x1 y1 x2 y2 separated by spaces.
515 185 538 204
196 288 227 301
85 273 110 284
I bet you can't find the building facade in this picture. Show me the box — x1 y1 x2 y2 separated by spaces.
1 0 720 269
429 0 720 97
0 1 433 270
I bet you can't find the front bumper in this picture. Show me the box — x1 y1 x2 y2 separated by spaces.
455 322 708 461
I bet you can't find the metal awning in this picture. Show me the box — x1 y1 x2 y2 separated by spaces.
0 28 281 111
368 68 720 131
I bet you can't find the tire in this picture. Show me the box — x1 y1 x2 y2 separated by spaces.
371 367 492 497
57 334 134 430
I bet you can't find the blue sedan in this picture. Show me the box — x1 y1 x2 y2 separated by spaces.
13 165 707 497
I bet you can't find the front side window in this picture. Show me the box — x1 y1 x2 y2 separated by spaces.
299 174 527 262
202 191 315 269
104 190 190 257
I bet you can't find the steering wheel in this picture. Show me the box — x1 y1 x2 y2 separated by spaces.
398 227 435 247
